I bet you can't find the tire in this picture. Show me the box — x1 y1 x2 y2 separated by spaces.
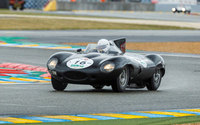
146 68 162 91
92 84 104 90
20 6 24 10
12 6 17 10
51 77 68 91
112 66 129 92
20 3 25 10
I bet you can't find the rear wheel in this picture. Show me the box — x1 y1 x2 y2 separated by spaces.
146 68 162 91
112 66 129 92
51 77 68 91
20 6 24 10
12 6 17 10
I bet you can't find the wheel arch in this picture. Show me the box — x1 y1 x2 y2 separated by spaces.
145 54 165 77
48 51 74 63
125 64 135 82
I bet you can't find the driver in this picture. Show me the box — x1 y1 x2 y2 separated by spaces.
96 39 111 53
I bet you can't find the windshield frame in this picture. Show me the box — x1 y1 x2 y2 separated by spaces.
84 42 122 55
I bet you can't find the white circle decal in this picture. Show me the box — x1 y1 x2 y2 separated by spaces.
67 58 94 69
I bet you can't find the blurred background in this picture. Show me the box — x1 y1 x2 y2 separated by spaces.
0 0 200 12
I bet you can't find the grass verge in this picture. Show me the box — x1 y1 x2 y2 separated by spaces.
0 10 194 30
6 116 200 125
0 9 100 18
0 17 193 30
0 9 130 18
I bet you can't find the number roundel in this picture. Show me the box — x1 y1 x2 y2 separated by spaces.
67 58 94 69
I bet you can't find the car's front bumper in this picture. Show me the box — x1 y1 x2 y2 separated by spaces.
48 67 122 85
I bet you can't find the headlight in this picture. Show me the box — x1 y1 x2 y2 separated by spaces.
48 58 58 70
182 8 186 11
100 62 115 72
172 8 176 12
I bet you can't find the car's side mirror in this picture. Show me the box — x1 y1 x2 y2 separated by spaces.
76 48 82 53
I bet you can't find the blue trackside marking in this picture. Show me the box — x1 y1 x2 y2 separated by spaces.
11 43 22 45
0 79 9 82
15 116 71 122
0 121 12 124
5 75 50 81
26 77 50 81
74 114 121 120
121 112 174 118
7 74 26 77
0 78 31 83
166 110 200 115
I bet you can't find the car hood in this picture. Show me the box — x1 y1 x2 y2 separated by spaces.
63 53 117 65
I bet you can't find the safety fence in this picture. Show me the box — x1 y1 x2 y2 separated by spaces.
24 0 48 9
23 0 150 10
57 0 148 2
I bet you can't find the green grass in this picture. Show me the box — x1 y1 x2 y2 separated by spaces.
0 9 131 19
0 9 79 17
5 116 200 125
0 17 193 30
0 9 194 30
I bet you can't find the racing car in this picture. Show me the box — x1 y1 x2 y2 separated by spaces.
172 5 191 14
9 0 25 10
47 38 165 92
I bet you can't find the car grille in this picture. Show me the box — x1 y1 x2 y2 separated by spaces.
64 71 87 81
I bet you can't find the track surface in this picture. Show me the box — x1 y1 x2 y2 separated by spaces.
0 46 200 116
28 10 200 22
0 30 200 116
1 30 200 43
70 11 200 22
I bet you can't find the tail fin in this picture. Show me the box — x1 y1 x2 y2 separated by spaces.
113 38 126 54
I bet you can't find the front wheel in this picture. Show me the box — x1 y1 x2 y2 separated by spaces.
51 77 68 91
20 3 25 10
146 68 162 91
112 66 129 92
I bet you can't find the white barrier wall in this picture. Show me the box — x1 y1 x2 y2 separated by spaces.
155 4 200 12
157 0 197 5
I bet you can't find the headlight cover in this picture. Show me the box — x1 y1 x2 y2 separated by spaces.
172 8 176 12
48 58 58 70
100 62 115 73
182 8 186 11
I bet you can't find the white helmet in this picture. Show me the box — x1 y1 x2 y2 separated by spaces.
97 39 110 53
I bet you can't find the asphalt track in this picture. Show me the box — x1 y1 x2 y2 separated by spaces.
70 11 200 22
1 30 200 43
28 10 200 22
0 43 200 116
